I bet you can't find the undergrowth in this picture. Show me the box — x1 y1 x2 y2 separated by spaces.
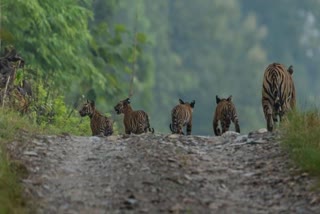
281 110 320 177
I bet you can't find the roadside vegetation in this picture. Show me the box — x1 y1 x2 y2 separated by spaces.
281 110 320 177
0 109 35 213
0 98 91 213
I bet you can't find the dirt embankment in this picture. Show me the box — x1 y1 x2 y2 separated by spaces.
9 130 320 213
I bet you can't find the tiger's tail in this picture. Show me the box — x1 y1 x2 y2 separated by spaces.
148 127 155 134
169 123 174 133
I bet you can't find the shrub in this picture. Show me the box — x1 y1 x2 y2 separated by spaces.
281 110 320 176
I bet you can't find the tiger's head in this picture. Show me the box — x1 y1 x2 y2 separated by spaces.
216 95 232 104
79 100 95 117
216 95 233 118
179 98 195 111
114 98 131 115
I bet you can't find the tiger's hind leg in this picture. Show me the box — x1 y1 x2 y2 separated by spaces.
186 122 192 135
267 114 274 132
221 120 228 135
233 119 240 133
213 119 221 136
178 124 184 135
263 102 274 132
144 125 154 134
225 119 231 133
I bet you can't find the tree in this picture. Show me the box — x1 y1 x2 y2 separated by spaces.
1 0 95 87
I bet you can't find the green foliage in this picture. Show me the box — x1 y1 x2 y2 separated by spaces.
27 82 91 136
1 0 139 116
281 110 320 176
0 109 37 141
88 1 153 111
0 99 90 212
1 0 95 85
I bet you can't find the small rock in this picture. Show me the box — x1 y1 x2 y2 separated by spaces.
167 158 176 162
221 131 240 138
243 172 256 177
125 198 137 206
235 135 248 143
258 128 268 133
86 157 98 161
89 136 101 142
184 174 192 180
32 141 43 146
23 151 38 157
183 197 196 204
106 135 121 141
310 196 319 205
170 203 183 212
251 138 267 144
168 134 180 139
123 194 138 209
209 202 218 209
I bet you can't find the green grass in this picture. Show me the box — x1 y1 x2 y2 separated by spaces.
281 110 320 176
0 150 26 214
0 109 37 214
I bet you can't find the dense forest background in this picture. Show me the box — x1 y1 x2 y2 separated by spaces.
1 0 320 135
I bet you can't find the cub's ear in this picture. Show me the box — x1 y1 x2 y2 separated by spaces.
288 65 294 75
216 95 221 104
179 99 185 104
227 95 232 102
90 100 95 107
190 100 195 108
125 98 131 104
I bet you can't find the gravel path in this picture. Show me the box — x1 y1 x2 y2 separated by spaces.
11 131 320 213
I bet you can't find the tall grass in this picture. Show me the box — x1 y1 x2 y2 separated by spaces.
0 150 26 214
281 110 320 176
0 109 37 213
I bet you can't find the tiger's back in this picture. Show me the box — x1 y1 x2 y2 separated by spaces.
114 98 154 134
170 99 195 135
91 111 113 136
213 95 240 136
79 100 113 136
262 63 296 131
125 110 153 134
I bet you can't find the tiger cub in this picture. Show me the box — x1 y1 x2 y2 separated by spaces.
213 95 240 136
114 98 154 134
170 99 195 135
79 100 113 136
262 63 296 131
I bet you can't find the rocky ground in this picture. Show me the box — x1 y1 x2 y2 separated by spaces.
8 130 320 214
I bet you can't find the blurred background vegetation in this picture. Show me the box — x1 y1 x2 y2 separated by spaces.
1 0 320 135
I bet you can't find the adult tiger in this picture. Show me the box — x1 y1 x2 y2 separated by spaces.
114 98 154 134
170 98 195 135
262 63 296 132
79 100 113 136
213 95 240 136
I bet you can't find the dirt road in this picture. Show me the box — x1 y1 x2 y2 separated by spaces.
11 131 320 213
